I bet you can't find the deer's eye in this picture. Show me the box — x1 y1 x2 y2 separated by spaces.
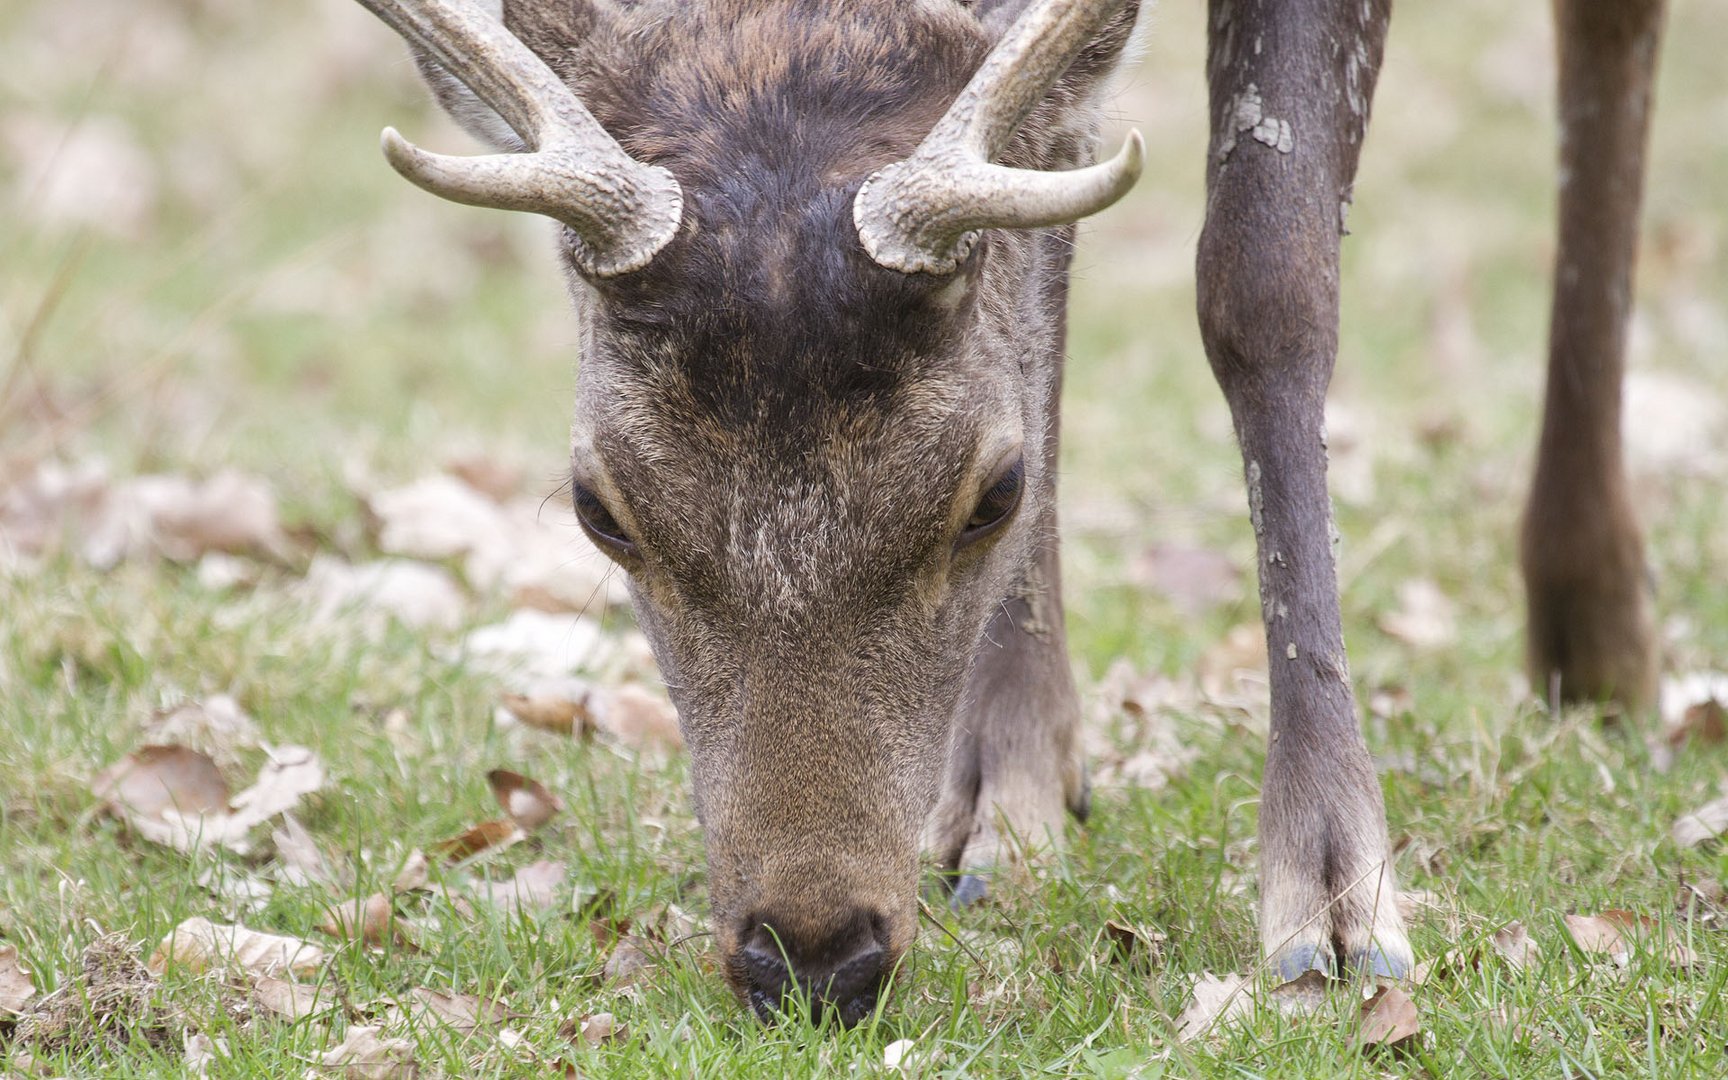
958 456 1024 547
573 482 634 553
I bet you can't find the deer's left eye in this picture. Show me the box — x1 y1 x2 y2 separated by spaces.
958 456 1024 547
573 482 634 554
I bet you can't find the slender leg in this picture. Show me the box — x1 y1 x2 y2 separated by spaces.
1521 0 1665 715
1195 0 1410 979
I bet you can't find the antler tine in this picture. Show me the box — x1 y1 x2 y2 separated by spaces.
854 0 1143 276
356 0 682 278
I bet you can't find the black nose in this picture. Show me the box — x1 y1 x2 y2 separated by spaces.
738 910 887 1026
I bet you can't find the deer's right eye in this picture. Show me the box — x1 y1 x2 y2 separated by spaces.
573 482 634 554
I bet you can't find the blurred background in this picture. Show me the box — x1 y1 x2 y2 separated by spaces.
2 2 1723 679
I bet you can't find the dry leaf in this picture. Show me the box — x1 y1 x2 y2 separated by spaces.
95 743 325 855
272 815 340 887
1101 919 1163 968
300 556 466 634
1358 984 1420 1054
430 819 525 865
1564 910 1696 969
370 475 508 561
319 894 397 948
93 745 231 820
470 860 568 917
319 1025 418 1079
1378 578 1458 650
1196 623 1268 706
1176 971 1251 1042
486 770 564 831
1268 970 1330 1015
1491 921 1540 970
252 975 337 1021
461 611 608 679
1668 699 1727 748
883 1038 919 1070
406 988 511 1036
1673 794 1728 848
1395 889 1441 922
228 744 325 826
1 944 35 1016
83 470 289 567
444 454 522 502
1128 543 1242 616
183 1032 225 1077
144 696 259 770
604 936 657 987
597 684 683 751
149 916 325 978
391 850 430 894
565 1011 624 1047
498 691 591 736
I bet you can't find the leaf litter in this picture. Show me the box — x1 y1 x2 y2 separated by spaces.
92 736 325 855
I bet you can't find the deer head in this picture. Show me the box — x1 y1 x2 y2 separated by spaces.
355 0 1140 1023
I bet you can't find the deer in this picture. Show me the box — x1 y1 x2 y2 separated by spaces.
348 0 1665 1024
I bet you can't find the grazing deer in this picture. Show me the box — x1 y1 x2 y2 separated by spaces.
350 0 1662 1022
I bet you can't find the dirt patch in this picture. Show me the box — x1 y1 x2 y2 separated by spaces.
11 933 181 1059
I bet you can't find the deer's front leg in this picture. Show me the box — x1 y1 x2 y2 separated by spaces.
1197 0 1410 979
926 532 1088 906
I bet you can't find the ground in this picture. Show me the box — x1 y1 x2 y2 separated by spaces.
2 0 1727 1076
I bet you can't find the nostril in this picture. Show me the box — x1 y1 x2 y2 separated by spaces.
737 913 889 1026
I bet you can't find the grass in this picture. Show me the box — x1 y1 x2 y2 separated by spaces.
3 0 1727 1075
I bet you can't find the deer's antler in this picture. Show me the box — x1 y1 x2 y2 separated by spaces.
853 0 1143 275
358 0 682 278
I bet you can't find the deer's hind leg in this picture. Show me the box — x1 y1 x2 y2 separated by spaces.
1521 0 1666 715
1196 0 1410 979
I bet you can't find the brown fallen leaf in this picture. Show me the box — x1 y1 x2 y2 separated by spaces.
272 815 341 887
498 691 590 736
319 1024 418 1079
82 470 290 567
1564 910 1696 970
405 988 512 1036
1358 984 1420 1055
1491 921 1540 971
1267 970 1329 1015
1668 699 1727 749
183 1032 225 1077
1175 971 1251 1042
93 745 230 821
1673 794 1728 848
1 944 35 1016
597 684 683 751
227 744 326 825
487 769 564 831
93 743 325 855
319 894 398 948
470 860 568 917
1395 889 1442 923
430 819 525 865
564 1011 625 1047
444 454 522 503
1196 623 1268 706
604 936 657 988
1377 578 1458 651
144 696 259 770
148 916 325 979
252 975 338 1021
391 850 430 894
1128 543 1242 616
1101 919 1164 969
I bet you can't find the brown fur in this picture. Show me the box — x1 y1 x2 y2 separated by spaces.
382 0 1667 1017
